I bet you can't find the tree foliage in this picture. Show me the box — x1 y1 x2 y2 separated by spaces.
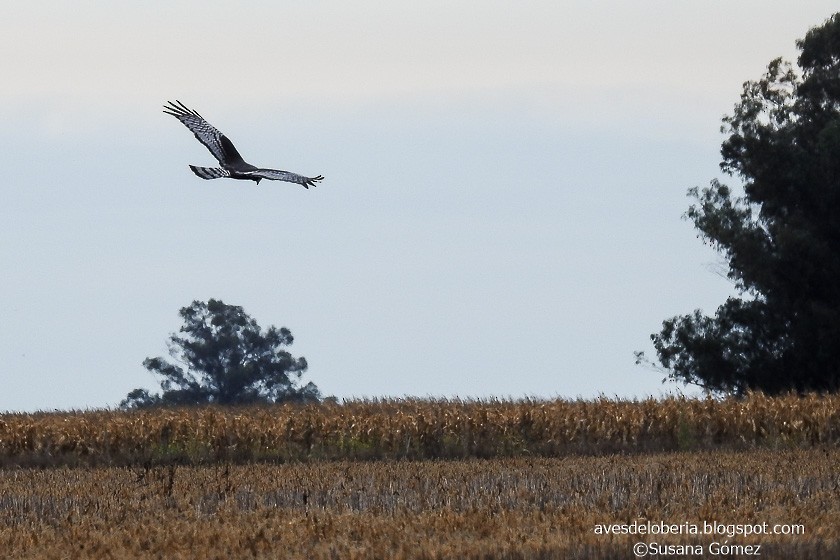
648 14 840 395
122 299 320 408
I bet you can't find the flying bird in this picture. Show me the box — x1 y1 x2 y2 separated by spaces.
163 100 323 188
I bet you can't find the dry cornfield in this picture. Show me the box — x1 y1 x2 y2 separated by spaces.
1 395 839 558
1 450 838 559
1 394 838 466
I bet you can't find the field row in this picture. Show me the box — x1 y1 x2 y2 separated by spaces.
2 449 838 559
2 394 839 466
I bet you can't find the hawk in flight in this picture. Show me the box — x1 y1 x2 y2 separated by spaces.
164 100 324 188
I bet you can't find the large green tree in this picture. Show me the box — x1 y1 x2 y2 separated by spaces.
648 14 840 395
122 299 320 408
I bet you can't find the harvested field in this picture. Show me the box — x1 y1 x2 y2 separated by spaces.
1 396 838 558
1 450 838 559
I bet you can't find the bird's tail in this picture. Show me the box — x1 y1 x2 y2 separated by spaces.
189 165 230 180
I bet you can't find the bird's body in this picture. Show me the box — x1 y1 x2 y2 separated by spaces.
163 100 323 188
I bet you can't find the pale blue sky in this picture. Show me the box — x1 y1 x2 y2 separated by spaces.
2 2 837 411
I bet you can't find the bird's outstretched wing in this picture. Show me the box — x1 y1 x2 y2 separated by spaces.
163 100 248 168
189 166 230 180
246 169 324 189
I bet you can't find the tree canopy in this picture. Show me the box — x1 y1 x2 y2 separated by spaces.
647 14 840 396
122 299 320 408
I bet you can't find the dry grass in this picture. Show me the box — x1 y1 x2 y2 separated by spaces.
1 450 838 559
1 394 838 466
1 396 839 558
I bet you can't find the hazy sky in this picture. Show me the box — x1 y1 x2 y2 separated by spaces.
2 2 837 411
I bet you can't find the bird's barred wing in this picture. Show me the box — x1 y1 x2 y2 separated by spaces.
189 166 230 180
164 100 243 167
248 169 324 189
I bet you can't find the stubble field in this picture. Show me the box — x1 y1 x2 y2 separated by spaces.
1 395 838 558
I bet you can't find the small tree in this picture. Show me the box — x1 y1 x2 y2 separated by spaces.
644 14 840 396
122 299 320 408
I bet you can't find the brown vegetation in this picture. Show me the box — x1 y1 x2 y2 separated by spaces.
1 450 838 558
1 393 838 467
1 395 838 558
